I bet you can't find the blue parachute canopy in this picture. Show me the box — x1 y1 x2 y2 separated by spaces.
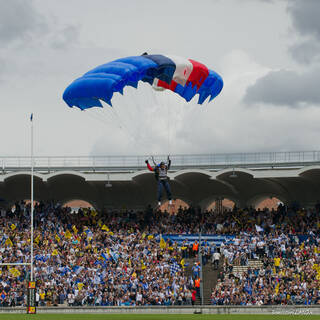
63 54 223 110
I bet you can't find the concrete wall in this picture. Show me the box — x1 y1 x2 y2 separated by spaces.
0 305 318 314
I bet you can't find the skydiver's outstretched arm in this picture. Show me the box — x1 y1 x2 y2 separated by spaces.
167 155 171 170
145 160 154 172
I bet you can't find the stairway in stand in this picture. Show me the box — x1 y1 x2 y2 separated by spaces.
202 259 222 305
183 257 222 305
183 257 202 305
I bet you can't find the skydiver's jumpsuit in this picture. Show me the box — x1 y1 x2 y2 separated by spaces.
146 161 172 202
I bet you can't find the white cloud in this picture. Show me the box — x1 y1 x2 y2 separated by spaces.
244 68 320 107
0 0 47 46
1 0 320 157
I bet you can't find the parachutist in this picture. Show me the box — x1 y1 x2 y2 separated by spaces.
145 157 172 206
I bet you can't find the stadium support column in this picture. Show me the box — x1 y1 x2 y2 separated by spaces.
215 198 223 215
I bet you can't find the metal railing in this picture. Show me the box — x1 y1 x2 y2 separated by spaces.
0 151 320 172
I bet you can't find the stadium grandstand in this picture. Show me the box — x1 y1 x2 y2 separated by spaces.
0 152 320 310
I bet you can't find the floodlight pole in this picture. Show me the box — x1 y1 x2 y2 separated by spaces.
30 114 34 282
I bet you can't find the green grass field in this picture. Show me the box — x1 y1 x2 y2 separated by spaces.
0 314 318 320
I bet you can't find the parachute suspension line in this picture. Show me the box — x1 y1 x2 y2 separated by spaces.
92 108 115 126
149 88 159 146
102 107 123 129
110 103 143 152
167 92 172 155
115 88 148 153
109 104 128 133
157 89 171 155
79 102 119 128
83 109 113 127
84 100 139 148
152 88 167 154
85 106 126 136
128 87 144 144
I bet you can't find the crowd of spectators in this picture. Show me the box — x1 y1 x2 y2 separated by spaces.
211 230 320 305
0 200 319 307
0 201 198 306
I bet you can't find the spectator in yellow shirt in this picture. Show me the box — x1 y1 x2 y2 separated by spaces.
274 257 280 273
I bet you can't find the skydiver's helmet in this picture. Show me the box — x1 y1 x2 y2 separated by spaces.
159 161 165 168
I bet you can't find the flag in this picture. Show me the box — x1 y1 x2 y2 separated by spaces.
91 210 97 217
232 215 242 225
101 225 109 231
65 230 72 239
52 249 58 256
84 228 93 240
160 236 166 249
255 225 264 232
101 252 109 261
5 238 13 247
141 260 147 270
34 235 41 244
77 283 84 291
170 261 181 275
142 232 146 239
110 251 119 262
9 268 21 277
148 235 154 240
72 266 83 275
55 234 60 243
10 224 16 231
180 258 185 268
72 225 78 234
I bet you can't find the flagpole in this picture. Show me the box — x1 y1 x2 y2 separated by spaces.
30 114 34 282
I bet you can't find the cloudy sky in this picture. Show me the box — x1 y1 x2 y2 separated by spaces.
1 0 320 157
